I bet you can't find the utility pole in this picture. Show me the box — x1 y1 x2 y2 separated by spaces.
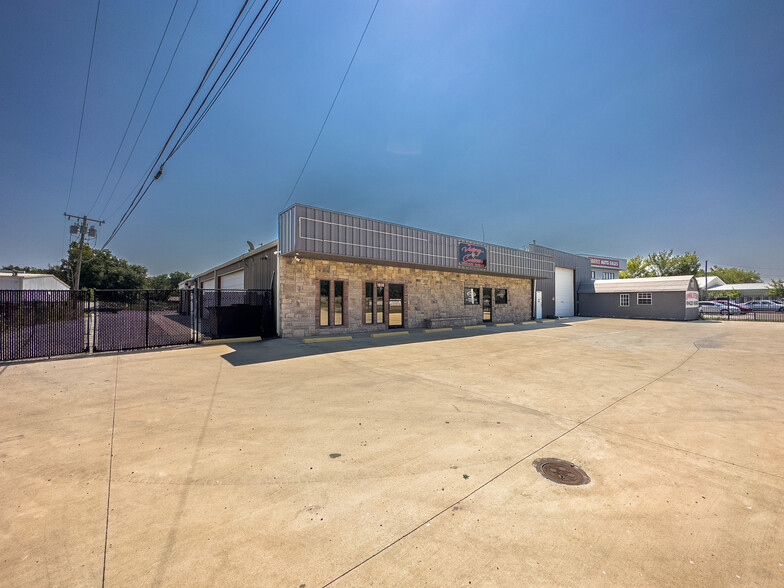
64 213 104 290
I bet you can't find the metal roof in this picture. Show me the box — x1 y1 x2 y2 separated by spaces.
279 204 554 279
578 275 698 294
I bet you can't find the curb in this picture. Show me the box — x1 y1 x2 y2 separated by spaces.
370 331 410 338
202 336 261 346
302 336 353 344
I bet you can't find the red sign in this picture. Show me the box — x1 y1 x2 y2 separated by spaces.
589 257 620 269
459 243 487 268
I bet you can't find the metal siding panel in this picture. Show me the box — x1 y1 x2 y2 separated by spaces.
281 205 552 278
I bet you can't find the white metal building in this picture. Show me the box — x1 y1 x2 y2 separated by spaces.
0 272 70 290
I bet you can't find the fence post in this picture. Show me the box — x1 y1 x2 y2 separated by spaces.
88 289 95 353
145 291 150 348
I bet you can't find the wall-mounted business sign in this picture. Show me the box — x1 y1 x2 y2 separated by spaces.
685 291 699 308
459 243 487 268
589 257 620 269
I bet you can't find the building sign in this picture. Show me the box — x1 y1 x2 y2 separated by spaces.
459 243 487 268
589 257 620 269
685 291 699 308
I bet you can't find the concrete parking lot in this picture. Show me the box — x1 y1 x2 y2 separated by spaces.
1 318 782 587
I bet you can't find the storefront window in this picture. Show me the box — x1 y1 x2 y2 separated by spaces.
334 281 344 325
494 289 508 304
464 287 479 305
319 280 330 326
364 282 373 323
376 283 385 323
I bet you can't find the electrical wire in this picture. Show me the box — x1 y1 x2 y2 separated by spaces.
103 0 281 248
281 0 380 210
65 0 101 213
166 0 281 161
99 0 201 220
87 0 181 217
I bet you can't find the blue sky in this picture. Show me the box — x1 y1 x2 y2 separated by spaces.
1 0 782 279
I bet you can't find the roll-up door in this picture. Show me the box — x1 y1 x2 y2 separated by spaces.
555 267 574 317
218 270 244 290
201 278 215 290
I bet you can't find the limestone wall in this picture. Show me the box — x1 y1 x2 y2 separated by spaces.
278 257 533 338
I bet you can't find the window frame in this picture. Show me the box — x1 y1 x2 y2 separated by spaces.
317 279 347 328
494 288 508 305
364 281 388 325
464 287 479 305
637 292 652 305
620 293 629 307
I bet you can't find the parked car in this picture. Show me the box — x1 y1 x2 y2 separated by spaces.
699 301 742 315
738 300 784 312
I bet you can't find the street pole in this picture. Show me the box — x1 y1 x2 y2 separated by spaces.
704 260 708 298
64 213 104 291
74 216 87 291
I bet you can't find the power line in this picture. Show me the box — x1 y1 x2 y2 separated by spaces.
103 0 282 248
87 0 182 216
65 0 101 213
282 0 381 210
166 0 281 161
99 0 201 220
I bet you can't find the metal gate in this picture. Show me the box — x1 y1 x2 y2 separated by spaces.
93 290 194 352
1 288 276 361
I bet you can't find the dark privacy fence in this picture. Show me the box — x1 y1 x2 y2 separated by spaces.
0 289 275 361
0 290 89 361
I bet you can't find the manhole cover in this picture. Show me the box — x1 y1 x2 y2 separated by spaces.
533 458 590 485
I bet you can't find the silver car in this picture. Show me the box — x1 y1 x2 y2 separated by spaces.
739 300 784 312
699 301 741 315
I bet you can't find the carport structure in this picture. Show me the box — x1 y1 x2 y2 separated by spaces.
1 319 782 586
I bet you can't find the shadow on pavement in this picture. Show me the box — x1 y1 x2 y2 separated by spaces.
220 319 586 367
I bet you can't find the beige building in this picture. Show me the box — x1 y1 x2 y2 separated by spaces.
192 204 555 339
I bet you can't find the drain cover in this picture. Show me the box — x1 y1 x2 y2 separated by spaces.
533 458 590 486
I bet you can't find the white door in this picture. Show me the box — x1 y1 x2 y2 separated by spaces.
554 267 574 317
219 270 244 290
535 291 543 320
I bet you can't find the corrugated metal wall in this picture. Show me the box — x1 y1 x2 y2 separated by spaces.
528 244 592 317
279 204 554 280
196 243 277 290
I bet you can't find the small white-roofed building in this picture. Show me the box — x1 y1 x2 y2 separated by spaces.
0 271 70 291
578 275 700 321
707 282 773 299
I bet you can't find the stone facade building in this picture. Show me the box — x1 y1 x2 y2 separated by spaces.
190 204 553 339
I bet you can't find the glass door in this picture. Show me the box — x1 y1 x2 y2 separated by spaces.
482 288 492 322
388 284 404 328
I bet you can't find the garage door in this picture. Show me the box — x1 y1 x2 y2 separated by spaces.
555 267 574 317
201 278 215 290
218 270 244 290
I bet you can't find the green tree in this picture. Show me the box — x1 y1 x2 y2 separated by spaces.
620 251 700 278
671 251 700 276
144 271 192 290
620 255 653 278
55 243 148 289
769 279 784 298
646 250 676 277
700 266 761 284
1 264 48 274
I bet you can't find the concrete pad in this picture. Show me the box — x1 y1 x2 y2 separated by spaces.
1 319 782 586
